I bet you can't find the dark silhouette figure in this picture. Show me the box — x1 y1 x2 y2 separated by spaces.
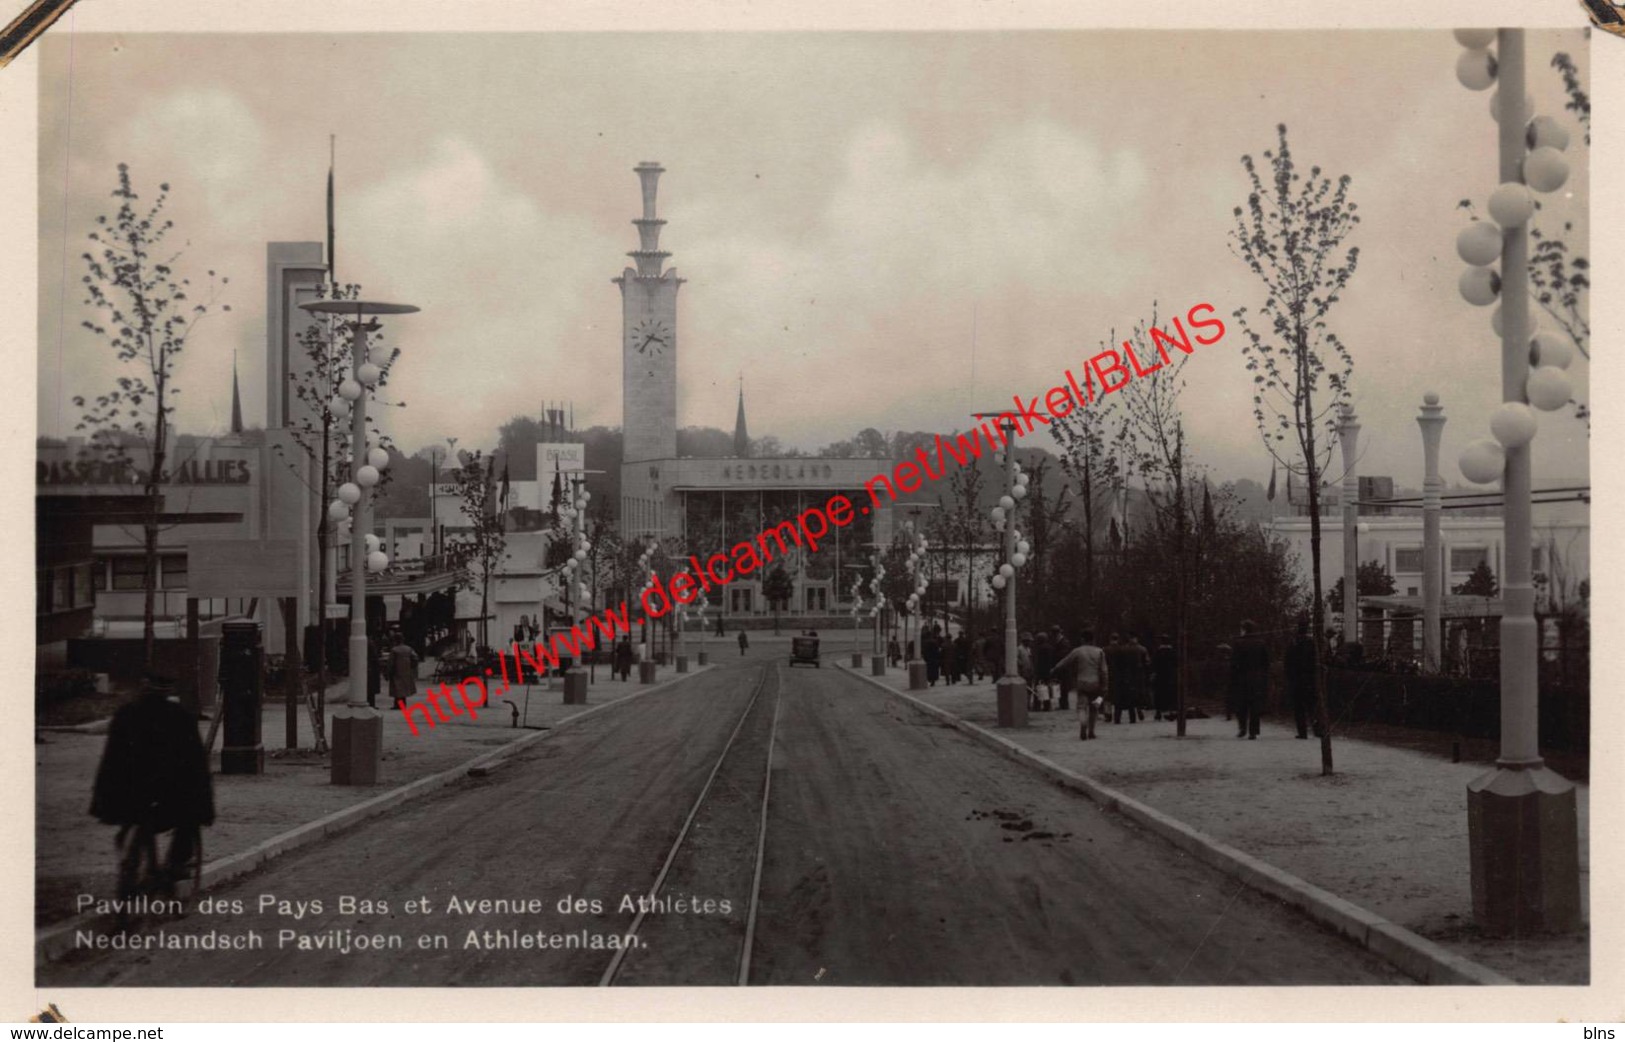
1284 618 1319 739
738 630 749 656
90 675 215 904
1151 634 1178 721
1230 620 1271 739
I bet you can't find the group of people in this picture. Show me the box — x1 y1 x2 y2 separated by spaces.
890 616 1324 743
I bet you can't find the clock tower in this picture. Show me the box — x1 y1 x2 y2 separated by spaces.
615 162 682 464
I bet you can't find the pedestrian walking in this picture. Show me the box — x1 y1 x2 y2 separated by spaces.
1151 633 1177 721
1046 620 1072 712
1230 619 1270 739
613 636 634 681
89 674 215 908
924 629 942 686
1285 617 1319 739
386 630 420 709
1033 629 1055 711
953 631 972 687
1051 629 1107 740
984 628 1005 681
737 629 749 656
888 635 901 667
1105 633 1145 724
1018 633 1038 710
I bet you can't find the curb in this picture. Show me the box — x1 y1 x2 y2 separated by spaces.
838 664 1511 986
36 665 715 965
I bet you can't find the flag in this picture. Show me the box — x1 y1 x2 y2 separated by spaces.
326 136 336 286
1266 461 1277 501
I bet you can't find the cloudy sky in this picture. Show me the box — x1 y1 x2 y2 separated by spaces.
34 28 1591 487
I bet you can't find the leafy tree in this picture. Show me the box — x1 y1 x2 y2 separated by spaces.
445 451 508 649
1453 560 1499 598
1326 559 1397 616
1050 366 1121 620
73 165 229 668
938 455 988 637
1230 123 1360 774
1015 457 1072 627
762 564 795 635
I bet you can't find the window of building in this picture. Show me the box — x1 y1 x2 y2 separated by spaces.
160 553 187 590
93 556 113 591
111 555 148 591
1450 547 1488 573
1406 586 1419 596
52 566 71 611
73 562 94 607
1393 548 1423 573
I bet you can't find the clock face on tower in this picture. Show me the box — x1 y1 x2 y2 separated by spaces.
629 318 673 358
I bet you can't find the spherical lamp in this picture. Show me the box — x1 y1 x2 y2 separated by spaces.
575 549 588 562
1489 401 1539 448
367 446 390 470
338 378 363 401
1459 266 1501 306
337 481 362 505
1453 28 1497 48
1459 439 1506 484
1455 48 1497 90
1012 552 1028 568
991 574 1006 590
367 551 389 573
1526 366 1574 411
1524 147 1570 193
327 499 350 521
1455 221 1502 266
1017 539 1031 555
990 506 1006 523
356 464 381 488
998 563 1014 578
1490 89 1534 124
999 495 1015 510
1526 114 1570 152
1530 331 1574 370
1488 182 1534 227
356 362 382 387
364 533 381 552
1012 485 1028 500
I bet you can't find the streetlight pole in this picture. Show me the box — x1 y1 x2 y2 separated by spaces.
1453 26 1580 936
300 298 419 787
1417 393 1446 672
1339 404 1361 652
975 411 1025 729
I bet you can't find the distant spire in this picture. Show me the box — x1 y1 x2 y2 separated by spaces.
734 376 750 458
230 351 244 434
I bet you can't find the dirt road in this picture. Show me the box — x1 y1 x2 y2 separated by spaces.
41 643 1402 986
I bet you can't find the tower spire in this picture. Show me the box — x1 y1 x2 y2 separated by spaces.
734 375 750 458
230 350 244 434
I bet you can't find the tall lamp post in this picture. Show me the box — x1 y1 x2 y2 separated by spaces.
974 411 1027 729
1451 27 1580 935
901 503 937 690
300 298 419 787
1417 393 1446 672
1339 405 1362 653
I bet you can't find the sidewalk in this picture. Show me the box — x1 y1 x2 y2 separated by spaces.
35 660 693 928
848 664 1589 985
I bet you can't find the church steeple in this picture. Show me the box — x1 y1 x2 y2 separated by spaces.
734 377 750 458
230 351 244 434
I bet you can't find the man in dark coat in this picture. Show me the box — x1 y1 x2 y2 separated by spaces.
923 629 942 686
613 637 634 681
1151 634 1178 721
1105 633 1145 724
90 675 215 901
386 630 420 709
1230 619 1271 739
737 629 749 656
1284 617 1319 739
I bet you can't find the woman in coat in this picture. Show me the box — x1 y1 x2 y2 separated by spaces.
1152 634 1178 721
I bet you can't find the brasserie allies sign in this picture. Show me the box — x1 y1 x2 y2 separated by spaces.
36 457 252 486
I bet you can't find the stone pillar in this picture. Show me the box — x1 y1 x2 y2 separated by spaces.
219 619 265 775
1417 393 1446 672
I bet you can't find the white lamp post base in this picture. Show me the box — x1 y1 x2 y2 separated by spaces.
907 659 927 690
996 676 1028 729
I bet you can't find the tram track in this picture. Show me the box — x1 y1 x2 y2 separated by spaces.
599 661 783 986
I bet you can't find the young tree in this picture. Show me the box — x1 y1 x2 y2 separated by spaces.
1230 123 1361 774
445 452 508 651
1015 457 1072 627
1114 309 1213 736
1050 386 1120 620
73 165 229 668
1453 560 1499 598
939 458 988 638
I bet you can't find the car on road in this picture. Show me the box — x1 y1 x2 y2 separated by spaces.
790 634 821 668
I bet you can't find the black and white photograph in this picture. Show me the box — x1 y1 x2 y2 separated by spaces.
11 0 1615 1019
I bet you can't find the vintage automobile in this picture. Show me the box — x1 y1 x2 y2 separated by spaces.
790 634 821 668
